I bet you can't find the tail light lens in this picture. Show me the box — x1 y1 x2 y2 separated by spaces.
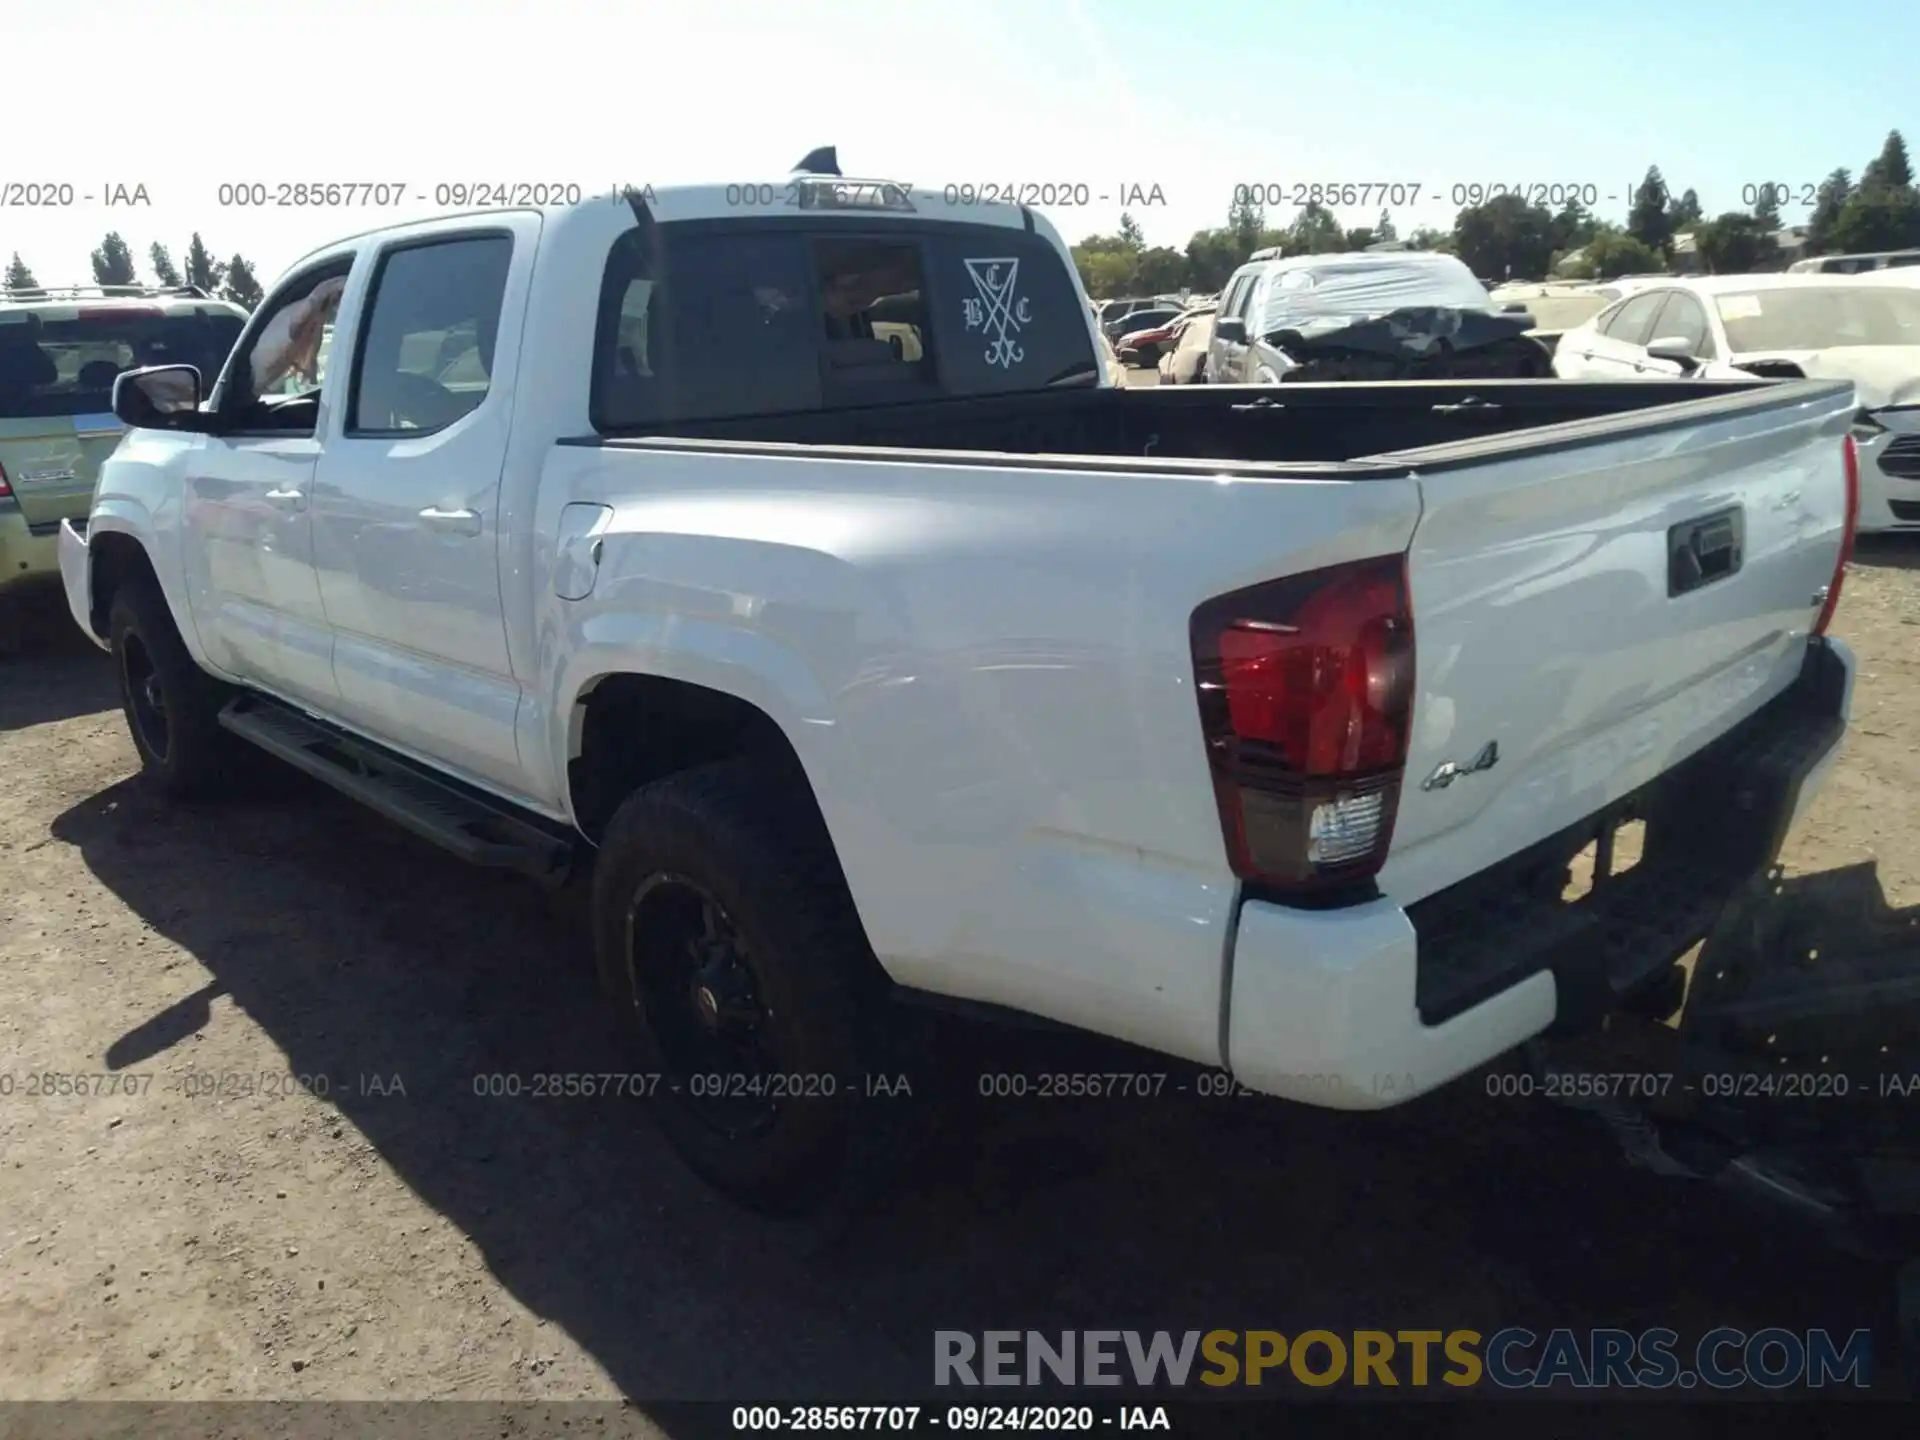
1190 554 1415 894
0 461 10 497
1813 434 1859 638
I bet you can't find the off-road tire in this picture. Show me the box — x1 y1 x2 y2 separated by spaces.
108 571 240 800
590 759 880 1215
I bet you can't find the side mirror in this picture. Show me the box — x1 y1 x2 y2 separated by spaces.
1213 316 1247 344
112 365 213 430
1645 336 1702 373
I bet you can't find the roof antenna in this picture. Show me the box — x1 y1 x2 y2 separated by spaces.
793 146 841 177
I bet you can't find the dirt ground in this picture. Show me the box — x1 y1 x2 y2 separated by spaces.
1 540 1917 1419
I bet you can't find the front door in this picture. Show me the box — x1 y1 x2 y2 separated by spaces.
181 262 354 708
309 219 535 793
1585 290 1667 376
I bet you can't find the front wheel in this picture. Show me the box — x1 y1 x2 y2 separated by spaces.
591 759 879 1214
108 571 240 799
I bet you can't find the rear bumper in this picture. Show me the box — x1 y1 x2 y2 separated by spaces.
0 502 64 600
56 517 109 651
1224 637 1855 1109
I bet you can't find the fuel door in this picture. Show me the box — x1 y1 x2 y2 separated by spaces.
553 502 614 601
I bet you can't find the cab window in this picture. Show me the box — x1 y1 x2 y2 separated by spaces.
1601 292 1666 346
348 234 512 435
222 260 354 434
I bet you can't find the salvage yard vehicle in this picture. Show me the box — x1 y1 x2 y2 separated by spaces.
1158 310 1214 384
60 169 1864 1215
1553 273 1920 532
1102 303 1183 347
1117 304 1212 367
0 285 246 651
1209 251 1554 385
1787 248 1920 276
1487 281 1617 359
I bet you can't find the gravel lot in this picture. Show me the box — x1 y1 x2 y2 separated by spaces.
1 540 1917 1415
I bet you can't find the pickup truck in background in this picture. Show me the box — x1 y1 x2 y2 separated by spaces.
59 171 1862 1214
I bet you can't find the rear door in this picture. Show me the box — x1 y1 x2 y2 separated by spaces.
309 218 533 793
1378 381 1855 904
0 301 244 527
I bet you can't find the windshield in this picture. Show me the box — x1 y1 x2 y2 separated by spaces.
1714 286 1920 352
0 307 245 419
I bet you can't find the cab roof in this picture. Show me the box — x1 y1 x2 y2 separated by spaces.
280 176 1048 276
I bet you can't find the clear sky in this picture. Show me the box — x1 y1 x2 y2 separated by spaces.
3 0 1912 289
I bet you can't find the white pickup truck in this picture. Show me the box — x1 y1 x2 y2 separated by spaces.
60 172 1863 1213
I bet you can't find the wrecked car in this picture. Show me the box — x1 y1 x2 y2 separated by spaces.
1553 273 1920 533
1207 251 1553 385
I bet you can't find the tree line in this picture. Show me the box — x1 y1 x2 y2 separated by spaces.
1073 129 1918 298
3 231 266 310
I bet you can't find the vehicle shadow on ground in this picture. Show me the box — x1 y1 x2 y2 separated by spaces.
47 763 1911 1410
0 604 117 732
1854 535 1920 572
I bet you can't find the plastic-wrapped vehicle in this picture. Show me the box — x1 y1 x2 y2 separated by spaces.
1208 252 1552 385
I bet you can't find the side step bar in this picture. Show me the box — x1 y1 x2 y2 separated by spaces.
219 695 577 886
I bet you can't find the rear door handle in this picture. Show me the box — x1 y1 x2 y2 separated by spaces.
264 486 307 511
419 506 482 537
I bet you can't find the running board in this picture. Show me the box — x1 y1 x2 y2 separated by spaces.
219 695 576 885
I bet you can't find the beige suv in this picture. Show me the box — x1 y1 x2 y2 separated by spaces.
1 285 246 649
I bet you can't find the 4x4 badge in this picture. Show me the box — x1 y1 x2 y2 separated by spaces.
1422 741 1499 791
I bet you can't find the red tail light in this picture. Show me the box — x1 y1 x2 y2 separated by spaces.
1191 554 1415 894
0 461 10 498
78 305 164 321
1813 434 1859 638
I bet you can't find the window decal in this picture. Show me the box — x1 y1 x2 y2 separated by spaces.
961 257 1031 369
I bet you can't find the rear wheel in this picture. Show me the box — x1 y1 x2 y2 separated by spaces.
591 759 879 1214
109 572 240 799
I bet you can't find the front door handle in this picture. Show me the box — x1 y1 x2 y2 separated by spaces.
264 486 307 511
419 506 482 537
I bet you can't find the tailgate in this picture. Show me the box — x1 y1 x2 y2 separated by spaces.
0 414 122 527
1379 380 1856 905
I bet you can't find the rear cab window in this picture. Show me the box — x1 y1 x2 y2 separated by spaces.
0 303 245 419
590 217 1098 430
